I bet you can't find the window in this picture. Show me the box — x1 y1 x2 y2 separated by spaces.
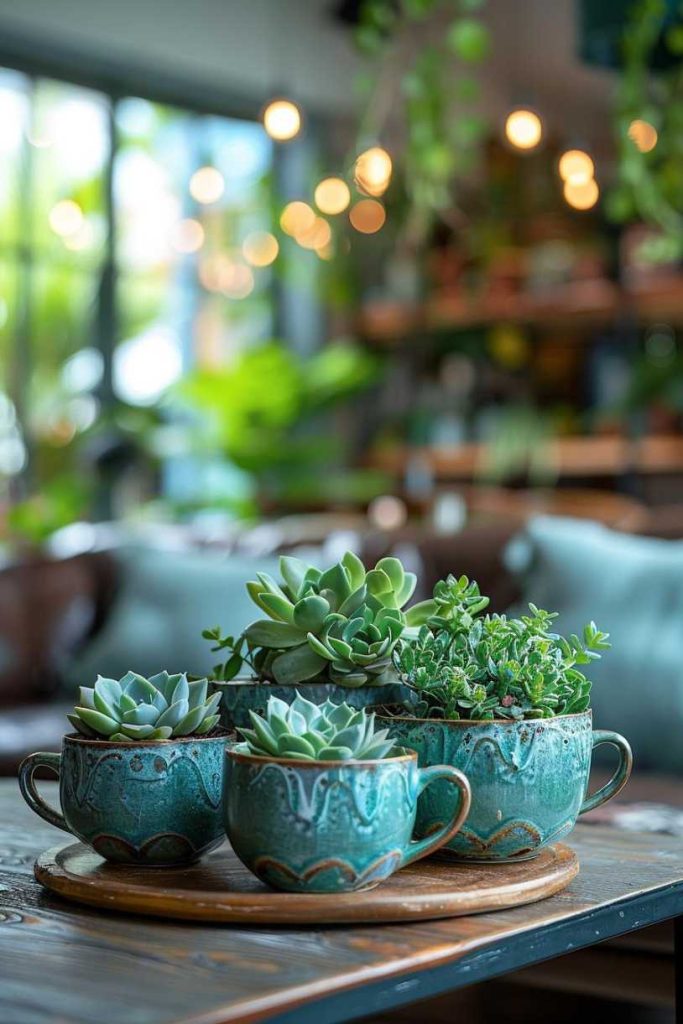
0 66 274 504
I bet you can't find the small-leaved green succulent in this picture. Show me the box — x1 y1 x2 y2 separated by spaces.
394 575 611 721
205 550 431 688
68 671 221 741
236 692 396 761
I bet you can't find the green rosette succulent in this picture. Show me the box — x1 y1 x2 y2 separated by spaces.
206 550 427 688
68 671 222 741
237 692 396 761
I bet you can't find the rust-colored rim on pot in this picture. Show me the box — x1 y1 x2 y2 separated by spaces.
63 730 229 749
227 745 416 769
379 710 593 727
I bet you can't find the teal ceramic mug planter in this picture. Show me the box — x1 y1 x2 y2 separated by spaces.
19 732 228 866
381 711 632 862
213 678 414 732
224 747 471 893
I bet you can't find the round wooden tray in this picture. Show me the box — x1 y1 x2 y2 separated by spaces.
35 841 578 925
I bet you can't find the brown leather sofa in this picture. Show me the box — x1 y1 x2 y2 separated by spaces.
0 551 118 775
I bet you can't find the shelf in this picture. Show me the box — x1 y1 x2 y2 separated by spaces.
367 435 683 481
360 276 683 342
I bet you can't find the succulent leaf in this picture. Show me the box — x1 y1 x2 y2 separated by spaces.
244 620 307 648
259 592 296 623
271 644 327 685
292 595 331 631
279 555 309 597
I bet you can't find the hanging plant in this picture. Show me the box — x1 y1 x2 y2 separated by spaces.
608 0 683 261
352 0 492 240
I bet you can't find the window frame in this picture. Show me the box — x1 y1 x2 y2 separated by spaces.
0 31 298 505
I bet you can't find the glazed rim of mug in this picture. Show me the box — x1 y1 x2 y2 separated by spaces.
212 678 393 687
378 709 594 726
228 745 417 768
62 729 229 748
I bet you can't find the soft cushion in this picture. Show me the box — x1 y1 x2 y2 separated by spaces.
507 516 683 773
65 547 279 688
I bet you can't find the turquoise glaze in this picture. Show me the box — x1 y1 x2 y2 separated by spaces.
213 678 414 732
18 732 228 865
381 712 632 861
224 747 471 893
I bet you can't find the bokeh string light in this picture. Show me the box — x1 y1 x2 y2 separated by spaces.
504 109 543 150
349 199 386 234
354 147 392 196
242 231 279 267
563 177 599 210
628 118 658 153
558 149 594 185
263 99 301 141
280 201 316 237
314 177 351 215
189 166 225 204
295 216 331 250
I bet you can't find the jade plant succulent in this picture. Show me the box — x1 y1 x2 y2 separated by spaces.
394 574 611 721
237 692 396 761
68 671 222 741
205 550 429 688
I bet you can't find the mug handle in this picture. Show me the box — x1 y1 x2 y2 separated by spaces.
579 730 633 815
18 752 69 832
401 764 472 868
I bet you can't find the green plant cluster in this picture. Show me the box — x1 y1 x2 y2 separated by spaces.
609 0 683 262
354 0 490 232
68 671 221 741
237 692 395 762
206 551 428 688
394 575 610 720
177 341 386 513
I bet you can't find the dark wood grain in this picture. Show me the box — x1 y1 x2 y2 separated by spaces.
1 781 683 1024
34 840 578 925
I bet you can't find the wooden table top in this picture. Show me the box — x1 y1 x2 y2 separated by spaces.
2 780 683 1024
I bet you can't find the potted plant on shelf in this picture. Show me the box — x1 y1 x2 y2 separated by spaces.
224 692 471 893
18 671 226 866
380 575 632 862
205 550 427 730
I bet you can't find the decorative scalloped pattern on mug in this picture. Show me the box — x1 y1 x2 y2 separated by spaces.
91 831 223 865
244 760 417 828
252 849 403 892
62 747 223 814
433 817 577 861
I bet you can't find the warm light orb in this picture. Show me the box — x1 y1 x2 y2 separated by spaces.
242 231 279 267
505 109 543 150
354 147 392 196
368 494 407 531
49 199 84 237
220 262 254 299
314 177 351 215
170 218 205 254
189 166 225 204
263 99 301 141
628 119 658 153
563 178 599 210
558 149 594 185
280 201 316 236
349 199 386 234
296 216 331 250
